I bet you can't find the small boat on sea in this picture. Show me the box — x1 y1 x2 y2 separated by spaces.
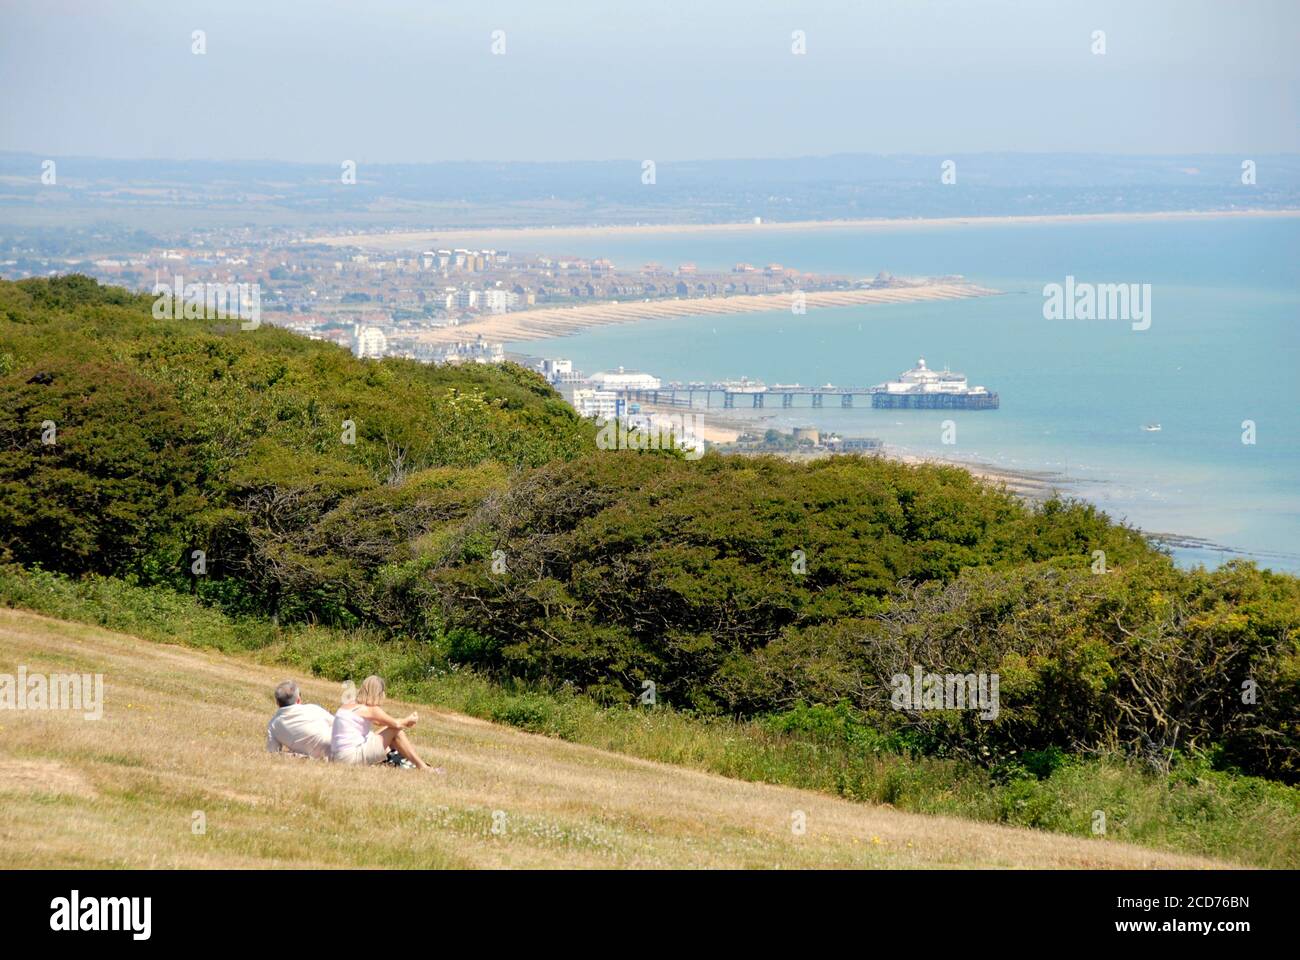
1142 423 1162 432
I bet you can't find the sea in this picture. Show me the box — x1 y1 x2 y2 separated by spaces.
506 216 1300 573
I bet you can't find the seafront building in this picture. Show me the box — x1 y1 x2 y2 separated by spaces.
430 337 504 365
589 367 662 392
543 360 700 455
540 358 585 384
571 388 623 420
351 323 388 359
541 358 572 381
480 289 518 314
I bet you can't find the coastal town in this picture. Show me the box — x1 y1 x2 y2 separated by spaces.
0 227 1007 459
0 224 994 357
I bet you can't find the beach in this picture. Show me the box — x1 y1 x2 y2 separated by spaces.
409 281 1000 344
308 208 1300 253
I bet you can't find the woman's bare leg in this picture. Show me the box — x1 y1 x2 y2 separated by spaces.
380 727 429 769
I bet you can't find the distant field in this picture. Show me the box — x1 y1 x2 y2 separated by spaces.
0 609 1226 869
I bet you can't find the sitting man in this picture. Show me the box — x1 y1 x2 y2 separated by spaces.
265 680 335 760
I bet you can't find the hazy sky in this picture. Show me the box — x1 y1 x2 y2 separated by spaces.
2 0 1296 162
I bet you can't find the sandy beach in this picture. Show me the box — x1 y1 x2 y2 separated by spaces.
409 281 999 344
309 208 1300 253
634 401 755 445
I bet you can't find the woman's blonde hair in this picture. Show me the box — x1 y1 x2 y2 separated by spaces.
357 675 386 706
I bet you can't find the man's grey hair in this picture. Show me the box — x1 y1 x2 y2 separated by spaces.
274 680 300 708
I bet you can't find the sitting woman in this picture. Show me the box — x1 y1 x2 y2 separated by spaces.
331 675 431 770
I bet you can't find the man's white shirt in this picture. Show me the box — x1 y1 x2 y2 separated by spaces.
266 703 335 759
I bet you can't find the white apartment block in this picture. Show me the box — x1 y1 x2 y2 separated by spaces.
481 289 518 314
541 358 573 382
571 388 622 420
351 323 388 359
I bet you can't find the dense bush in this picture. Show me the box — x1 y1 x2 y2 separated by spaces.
424 452 1299 780
770 561 1299 781
0 275 592 617
0 360 205 575
424 451 1149 697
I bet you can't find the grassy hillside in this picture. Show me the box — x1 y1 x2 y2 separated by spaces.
4 564 1298 868
0 608 1227 869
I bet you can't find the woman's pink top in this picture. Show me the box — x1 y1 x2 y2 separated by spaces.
331 705 372 755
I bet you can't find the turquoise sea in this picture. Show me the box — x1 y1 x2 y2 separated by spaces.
507 217 1300 572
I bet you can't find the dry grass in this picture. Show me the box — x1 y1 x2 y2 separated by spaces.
0 608 1229 869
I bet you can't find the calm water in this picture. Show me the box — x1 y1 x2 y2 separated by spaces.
508 218 1300 572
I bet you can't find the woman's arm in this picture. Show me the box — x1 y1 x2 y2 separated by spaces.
360 705 416 730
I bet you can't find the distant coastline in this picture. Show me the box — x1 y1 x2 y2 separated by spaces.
310 208 1300 252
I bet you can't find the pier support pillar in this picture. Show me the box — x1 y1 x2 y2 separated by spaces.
782 394 793 408
724 393 734 409
812 394 823 408
752 393 764 408
841 394 853 408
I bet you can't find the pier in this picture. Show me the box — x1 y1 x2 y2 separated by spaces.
618 376 998 411
620 381 881 410
577 359 999 412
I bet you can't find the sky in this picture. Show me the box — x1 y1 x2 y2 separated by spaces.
1 0 1297 163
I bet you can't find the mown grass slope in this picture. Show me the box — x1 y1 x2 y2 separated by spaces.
0 608 1228 869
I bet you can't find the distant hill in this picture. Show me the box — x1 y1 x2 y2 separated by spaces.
3 151 1298 243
